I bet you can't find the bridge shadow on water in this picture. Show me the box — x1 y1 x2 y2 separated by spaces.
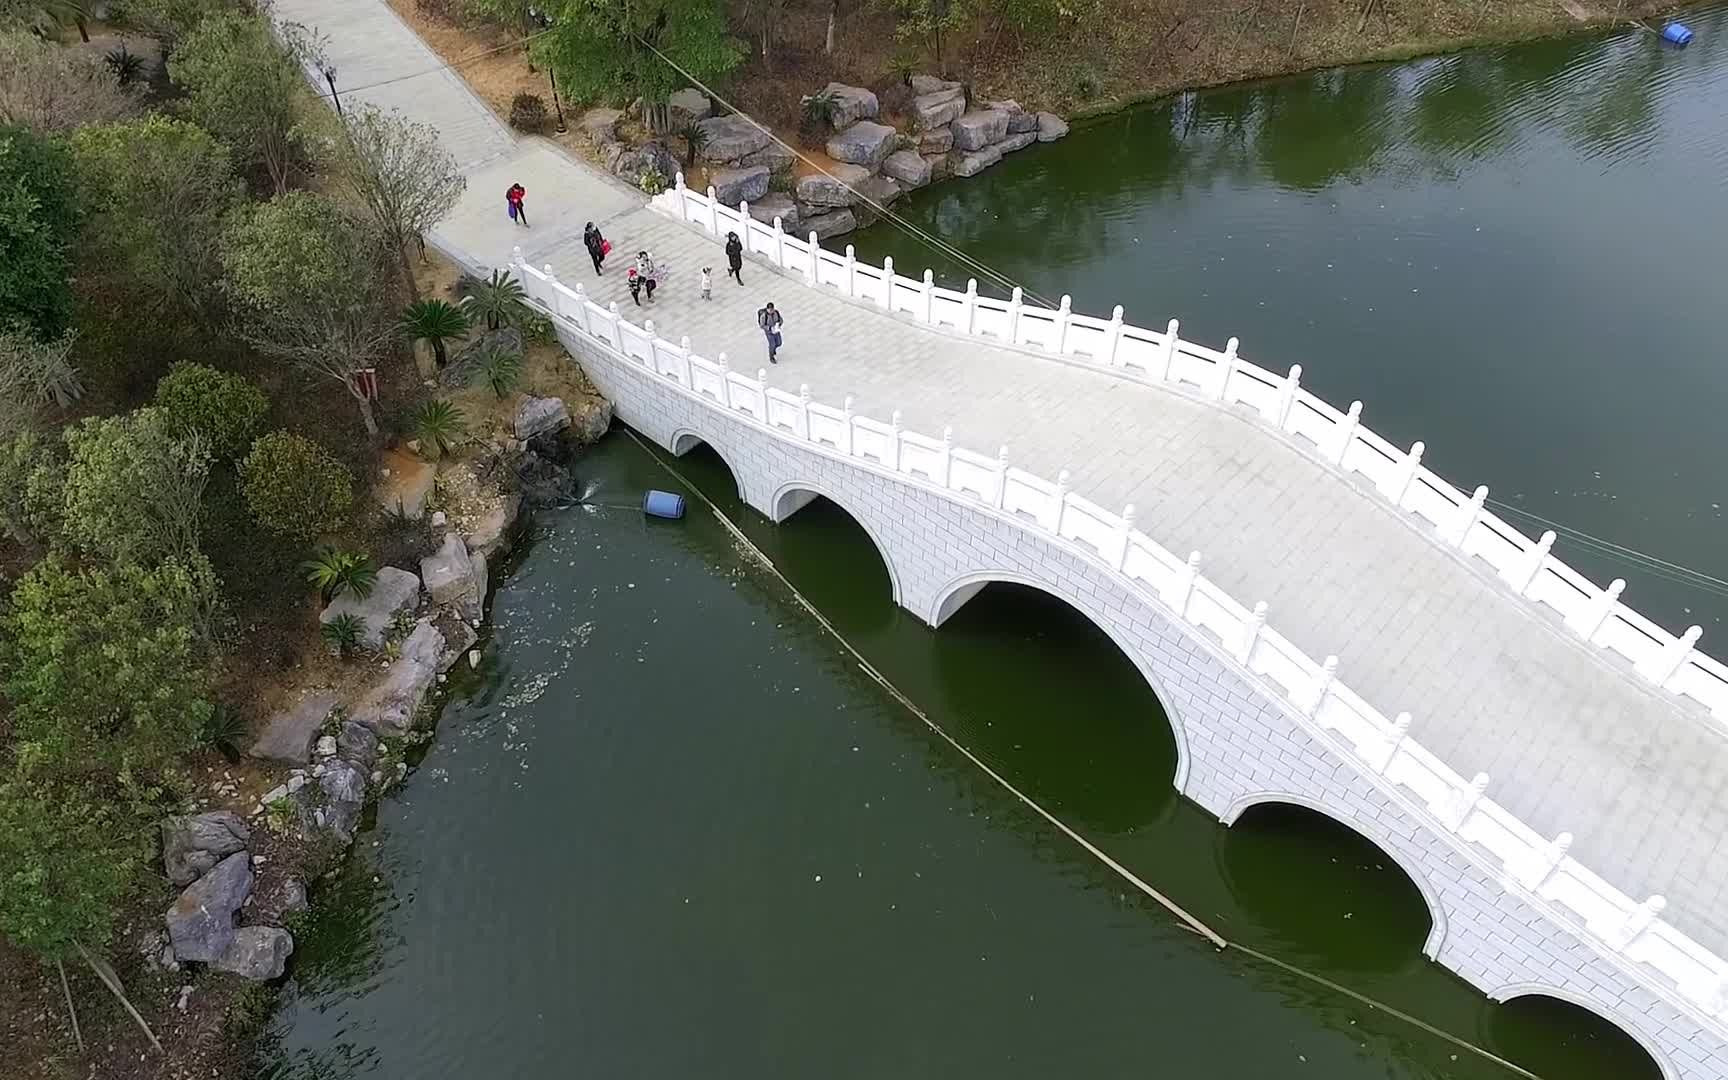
610 436 1665 1080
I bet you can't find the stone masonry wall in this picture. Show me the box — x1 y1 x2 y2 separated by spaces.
565 323 1726 1080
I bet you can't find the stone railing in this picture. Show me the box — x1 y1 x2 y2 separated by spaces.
505 243 1728 1035
652 175 1728 730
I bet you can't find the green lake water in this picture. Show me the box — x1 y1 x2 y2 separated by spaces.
261 12 1728 1078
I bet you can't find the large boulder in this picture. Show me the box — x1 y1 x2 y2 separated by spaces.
696 114 771 163
337 719 380 768
795 163 871 207
749 193 800 231
214 926 293 981
909 74 961 96
463 492 520 561
984 99 1037 134
949 144 1003 178
710 165 770 207
610 141 679 188
821 82 879 127
825 121 897 169
912 91 966 131
318 758 368 841
248 691 338 766
741 142 795 172
918 126 953 154
667 88 710 122
514 395 570 441
568 395 612 446
319 567 420 652
161 812 250 887
952 109 1010 151
1036 111 1069 142
855 175 903 210
801 207 858 240
349 619 462 737
420 533 475 607
461 551 489 625
922 152 951 181
881 150 933 188
166 852 252 963
997 131 1037 154
578 108 622 145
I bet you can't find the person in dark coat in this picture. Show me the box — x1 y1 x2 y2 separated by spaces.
724 232 744 284
757 301 783 363
583 222 607 274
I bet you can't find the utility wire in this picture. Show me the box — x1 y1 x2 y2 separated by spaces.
630 36 1058 308
1488 498 1728 598
627 428 1548 1080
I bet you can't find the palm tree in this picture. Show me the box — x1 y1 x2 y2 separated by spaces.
459 270 529 332
409 399 467 458
469 343 523 399
34 0 92 42
302 548 379 601
398 299 469 368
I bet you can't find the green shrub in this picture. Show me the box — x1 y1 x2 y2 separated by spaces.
154 361 270 461
302 547 378 601
60 408 211 566
240 431 354 543
408 399 466 459
469 344 522 400
320 612 363 657
508 92 548 133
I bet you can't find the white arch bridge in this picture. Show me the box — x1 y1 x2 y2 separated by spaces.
274 0 1728 1073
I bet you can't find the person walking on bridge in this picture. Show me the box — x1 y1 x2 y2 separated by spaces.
724 231 744 284
583 222 608 274
757 302 783 364
506 182 528 228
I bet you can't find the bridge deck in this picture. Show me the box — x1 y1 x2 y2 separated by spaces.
286 0 1728 956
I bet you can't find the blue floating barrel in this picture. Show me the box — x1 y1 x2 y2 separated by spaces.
642 489 686 520
1662 22 1693 45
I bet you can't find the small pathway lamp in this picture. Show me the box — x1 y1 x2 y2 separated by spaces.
321 62 344 118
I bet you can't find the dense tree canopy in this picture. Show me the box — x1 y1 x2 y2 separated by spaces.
533 0 741 128
0 124 78 338
169 13 315 194
58 408 212 566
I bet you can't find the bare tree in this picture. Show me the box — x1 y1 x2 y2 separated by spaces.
331 104 468 301
0 31 138 134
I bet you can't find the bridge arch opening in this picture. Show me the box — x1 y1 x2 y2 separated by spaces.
927 573 1186 828
1218 794 1443 971
668 430 748 507
1486 987 1669 1080
768 482 902 614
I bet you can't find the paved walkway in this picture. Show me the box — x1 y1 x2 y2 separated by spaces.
282 0 1728 956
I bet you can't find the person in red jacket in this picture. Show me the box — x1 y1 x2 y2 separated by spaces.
506 183 528 228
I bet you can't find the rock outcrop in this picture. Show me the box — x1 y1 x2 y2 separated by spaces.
820 82 879 127
825 121 897 169
881 150 932 188
918 126 954 154
166 852 252 963
421 533 475 606
319 567 421 652
318 758 368 841
349 618 470 737
796 164 870 208
213 926 294 981
952 109 1010 151
913 91 965 131
710 165 770 207
248 691 338 766
749 193 800 231
696 114 771 163
514 395 570 441
667 88 710 121
802 207 858 240
909 74 961 96
998 131 1037 154
578 108 621 144
949 144 1003 178
161 812 251 887
1036 112 1070 142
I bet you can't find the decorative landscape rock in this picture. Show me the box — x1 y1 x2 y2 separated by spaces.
319 567 420 652
825 121 898 169
821 82 879 127
912 91 966 130
918 126 953 154
349 619 465 737
567 395 612 446
696 114 771 163
248 691 338 766
952 109 1010 151
667 88 710 121
578 108 621 144
748 193 800 231
881 150 933 188
608 141 679 188
921 152 951 181
949 144 1003 178
985 99 1038 134
214 926 293 981
740 142 795 172
855 175 903 210
997 131 1037 154
710 164 770 207
463 492 521 560
1035 111 1069 142
337 720 380 768
162 812 250 887
318 758 368 840
420 533 475 606
514 395 570 441
166 851 252 963
801 207 858 240
909 74 961 96
459 550 489 625
795 163 870 207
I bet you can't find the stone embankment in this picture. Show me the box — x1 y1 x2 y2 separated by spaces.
148 386 611 983
590 79 1068 241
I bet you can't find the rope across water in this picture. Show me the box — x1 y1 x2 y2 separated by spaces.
625 428 1547 1080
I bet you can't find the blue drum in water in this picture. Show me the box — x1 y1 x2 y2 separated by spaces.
1662 22 1694 45
642 489 686 520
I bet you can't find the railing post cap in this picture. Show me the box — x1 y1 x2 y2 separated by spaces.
1166 317 1179 331
966 278 978 293
1392 711 1412 730
706 185 717 197
1410 440 1426 456
674 171 685 186
1123 502 1136 520
1346 400 1363 417
1186 550 1202 568
1644 895 1668 912
1251 599 1268 617
845 243 856 257
1607 578 1627 596
608 300 619 313
1554 831 1573 849
1321 655 1339 673
1011 286 1024 301
1225 335 1239 353
1471 485 1488 501
680 335 691 349
757 367 768 381
1537 529 1556 546
1288 363 1302 379
644 319 655 334
773 215 783 228
1682 625 1704 643
923 268 934 283
1469 772 1490 790
1111 304 1124 320
1059 294 1072 310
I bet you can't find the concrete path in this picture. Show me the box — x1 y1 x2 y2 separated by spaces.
279 0 1728 956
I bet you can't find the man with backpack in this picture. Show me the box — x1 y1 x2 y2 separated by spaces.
757 302 783 364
